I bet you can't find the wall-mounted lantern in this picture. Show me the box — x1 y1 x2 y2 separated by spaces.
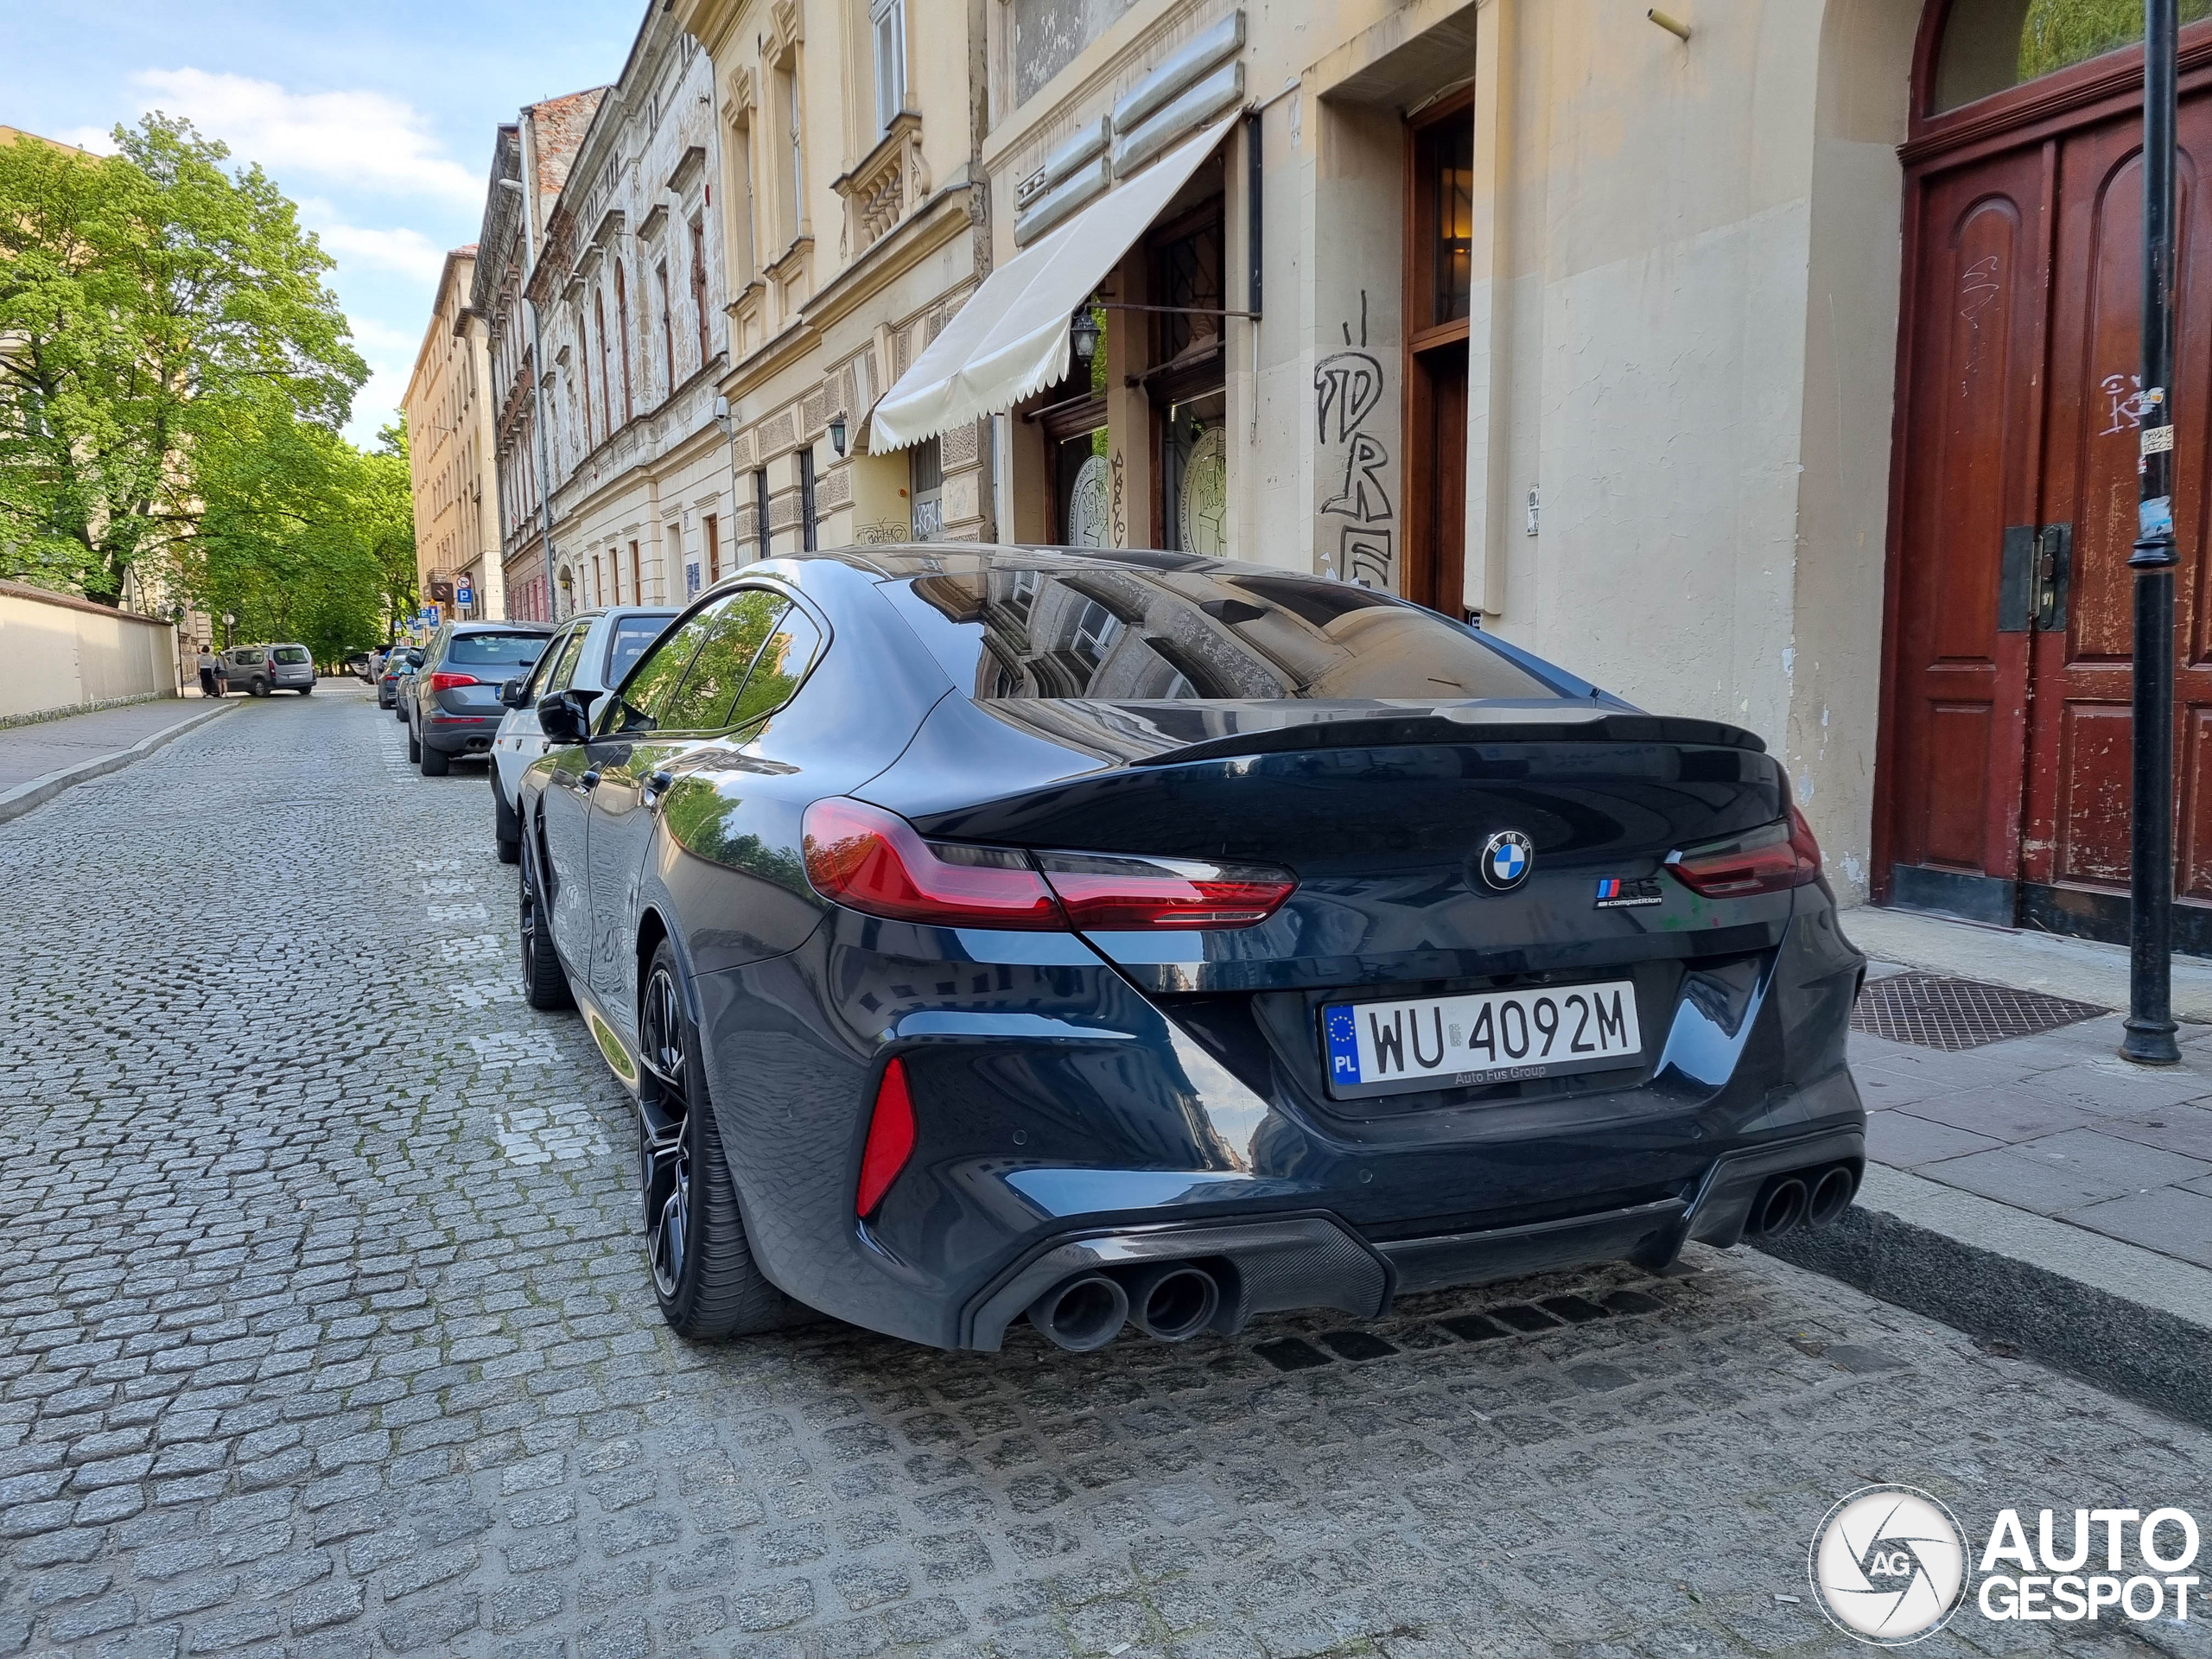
1071 308 1100 361
829 412 848 456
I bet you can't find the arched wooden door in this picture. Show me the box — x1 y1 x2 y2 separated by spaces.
1881 3 2212 950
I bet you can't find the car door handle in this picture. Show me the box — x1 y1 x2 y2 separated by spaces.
581 769 601 790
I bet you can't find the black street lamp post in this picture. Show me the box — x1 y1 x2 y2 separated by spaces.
2126 0 2183 1065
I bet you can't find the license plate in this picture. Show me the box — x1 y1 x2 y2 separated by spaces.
1320 980 1643 1100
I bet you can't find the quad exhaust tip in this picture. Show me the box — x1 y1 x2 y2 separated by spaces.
1747 1162 1859 1240
1124 1263 1220 1343
1027 1273 1128 1351
1027 1262 1226 1351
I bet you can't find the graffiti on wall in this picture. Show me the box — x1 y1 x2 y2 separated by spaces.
1314 295 1394 587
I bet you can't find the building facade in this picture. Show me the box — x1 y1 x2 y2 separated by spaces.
477 90 607 624
400 247 502 624
518 14 739 619
467 0 2212 949
852 0 2207 944
673 0 995 565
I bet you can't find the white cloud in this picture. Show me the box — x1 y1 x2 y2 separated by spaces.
316 222 447 283
54 125 120 155
128 67 481 207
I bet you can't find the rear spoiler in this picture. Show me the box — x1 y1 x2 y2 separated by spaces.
1128 710 1766 766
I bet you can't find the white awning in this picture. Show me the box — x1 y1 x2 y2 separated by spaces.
868 118 1234 454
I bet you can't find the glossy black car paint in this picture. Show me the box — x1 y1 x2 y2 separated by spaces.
516 546 1865 1351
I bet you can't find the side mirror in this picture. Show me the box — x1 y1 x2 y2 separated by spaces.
499 678 527 709
406 649 425 667
536 690 593 746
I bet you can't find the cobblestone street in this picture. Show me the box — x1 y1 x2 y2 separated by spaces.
5 687 2212 1659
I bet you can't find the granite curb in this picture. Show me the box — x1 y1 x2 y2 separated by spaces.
1761 1161 2212 1429
0 699 235 826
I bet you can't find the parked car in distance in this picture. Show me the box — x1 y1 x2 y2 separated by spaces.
378 649 423 710
217 644 315 697
342 651 374 680
512 546 1865 1356
487 606 677 863
407 620 552 777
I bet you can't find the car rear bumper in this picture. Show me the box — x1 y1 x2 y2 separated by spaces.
955 1120 1862 1349
694 893 1866 1351
423 714 497 754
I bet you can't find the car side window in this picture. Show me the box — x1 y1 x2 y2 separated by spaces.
594 597 730 736
544 629 588 696
523 628 569 699
728 605 824 729
654 591 785 733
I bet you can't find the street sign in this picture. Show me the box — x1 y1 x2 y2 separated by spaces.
456 578 474 607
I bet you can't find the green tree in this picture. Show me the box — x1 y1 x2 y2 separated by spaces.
179 412 416 664
0 116 365 601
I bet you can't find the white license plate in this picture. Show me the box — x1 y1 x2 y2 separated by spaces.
1320 979 1643 1100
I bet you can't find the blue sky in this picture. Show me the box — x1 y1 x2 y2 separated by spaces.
2 2 645 443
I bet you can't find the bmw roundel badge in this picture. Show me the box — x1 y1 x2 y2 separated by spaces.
1478 830 1535 892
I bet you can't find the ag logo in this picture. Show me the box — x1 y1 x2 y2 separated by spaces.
1477 830 1534 892
1809 1485 1969 1645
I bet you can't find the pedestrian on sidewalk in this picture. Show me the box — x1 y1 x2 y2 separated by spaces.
197 647 217 698
209 654 228 698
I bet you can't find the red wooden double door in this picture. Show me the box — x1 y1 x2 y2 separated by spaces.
1885 67 2212 950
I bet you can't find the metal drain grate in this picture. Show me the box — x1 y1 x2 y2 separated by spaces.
1852 970 2107 1051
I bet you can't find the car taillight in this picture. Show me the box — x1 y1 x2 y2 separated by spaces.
855 1058 917 1217
1032 850 1294 929
1666 808 1822 899
800 798 1296 931
804 798 1065 928
429 671 480 693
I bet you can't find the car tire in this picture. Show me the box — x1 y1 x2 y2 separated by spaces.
251 677 269 697
518 827 573 1013
406 723 420 762
393 702 407 721
493 776 521 864
420 743 449 777
299 686 313 696
638 939 801 1340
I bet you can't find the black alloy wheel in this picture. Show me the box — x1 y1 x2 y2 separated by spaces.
634 938 798 1340
518 828 572 1012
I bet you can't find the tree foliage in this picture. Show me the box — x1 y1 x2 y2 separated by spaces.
0 116 406 657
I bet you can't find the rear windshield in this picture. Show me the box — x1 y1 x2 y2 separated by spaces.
447 632 547 669
606 613 676 683
882 565 1559 702
272 646 311 664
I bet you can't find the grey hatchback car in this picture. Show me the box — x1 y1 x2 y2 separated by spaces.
406 621 552 776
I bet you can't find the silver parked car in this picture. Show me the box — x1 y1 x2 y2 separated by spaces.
487 606 676 861
219 644 315 696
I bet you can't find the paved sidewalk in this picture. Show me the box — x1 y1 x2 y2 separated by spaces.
1773 906 2212 1423
0 698 214 794
1857 1001 2212 1266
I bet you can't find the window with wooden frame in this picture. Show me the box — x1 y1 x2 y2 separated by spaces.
1143 192 1228 556
614 262 634 422
630 539 643 603
704 512 721 583
657 261 674 389
593 288 613 441
1401 89 1474 616
690 218 711 369
872 0 907 135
